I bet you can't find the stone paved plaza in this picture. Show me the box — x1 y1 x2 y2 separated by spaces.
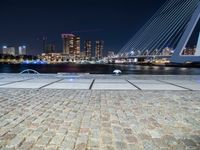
0 74 200 91
0 74 200 150
1 89 200 150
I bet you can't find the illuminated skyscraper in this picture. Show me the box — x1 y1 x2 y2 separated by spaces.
84 40 92 60
61 34 80 60
62 34 74 55
2 46 15 55
18 46 26 55
74 36 80 59
95 40 104 60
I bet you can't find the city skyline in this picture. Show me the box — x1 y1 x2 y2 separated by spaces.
0 0 167 55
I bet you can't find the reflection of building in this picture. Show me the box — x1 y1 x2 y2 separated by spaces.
61 34 80 60
84 40 92 60
2 46 15 55
95 40 104 60
18 46 26 55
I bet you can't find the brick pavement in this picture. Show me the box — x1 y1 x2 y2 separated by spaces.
0 89 200 150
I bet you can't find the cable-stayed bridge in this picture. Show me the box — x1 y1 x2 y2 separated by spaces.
117 0 200 64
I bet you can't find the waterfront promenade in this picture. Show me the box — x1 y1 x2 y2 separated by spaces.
0 74 200 149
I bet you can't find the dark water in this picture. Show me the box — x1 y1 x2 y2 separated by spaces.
0 64 200 75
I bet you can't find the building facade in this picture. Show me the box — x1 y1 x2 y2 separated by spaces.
2 46 15 55
95 40 104 60
18 46 26 55
61 34 80 60
73 36 80 60
84 40 92 60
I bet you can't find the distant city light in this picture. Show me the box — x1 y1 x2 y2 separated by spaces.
3 46 7 48
22 60 47 65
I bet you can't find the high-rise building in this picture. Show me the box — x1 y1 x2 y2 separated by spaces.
61 34 80 60
2 46 15 55
62 34 74 55
74 36 80 59
95 40 104 60
18 46 26 55
84 40 92 60
45 44 55 53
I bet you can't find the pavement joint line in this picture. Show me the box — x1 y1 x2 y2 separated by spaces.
0 78 33 86
126 79 142 90
156 79 193 91
89 79 95 90
37 78 65 90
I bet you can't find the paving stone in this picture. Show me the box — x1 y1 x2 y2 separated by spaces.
102 136 112 145
60 139 76 150
103 145 115 150
127 144 141 150
45 145 58 150
74 143 87 150
1 133 16 141
50 134 65 145
31 146 44 150
88 138 99 148
124 128 133 135
181 139 197 147
18 141 34 150
0 82 200 149
36 136 51 146
125 135 138 143
142 140 159 150
6 136 25 148
115 141 127 150
171 143 186 150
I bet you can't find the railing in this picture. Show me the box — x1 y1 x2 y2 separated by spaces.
19 69 40 74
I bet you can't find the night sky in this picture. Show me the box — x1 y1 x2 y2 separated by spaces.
0 0 167 55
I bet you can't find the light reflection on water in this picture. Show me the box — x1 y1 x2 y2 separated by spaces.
0 64 199 75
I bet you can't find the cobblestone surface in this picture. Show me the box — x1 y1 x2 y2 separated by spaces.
0 89 200 149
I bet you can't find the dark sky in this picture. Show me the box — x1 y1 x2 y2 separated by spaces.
0 0 167 55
